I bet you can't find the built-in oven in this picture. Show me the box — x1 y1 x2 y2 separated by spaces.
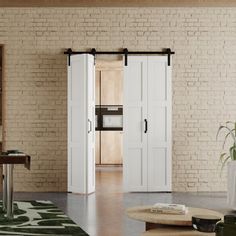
96 105 123 131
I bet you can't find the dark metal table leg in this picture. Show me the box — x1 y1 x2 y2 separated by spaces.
6 164 13 219
2 164 7 212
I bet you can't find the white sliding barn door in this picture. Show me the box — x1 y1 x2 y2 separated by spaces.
68 54 95 194
123 56 172 192
123 57 148 191
147 57 172 191
87 56 96 194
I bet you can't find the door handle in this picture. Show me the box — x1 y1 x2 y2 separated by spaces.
144 119 148 133
88 119 92 133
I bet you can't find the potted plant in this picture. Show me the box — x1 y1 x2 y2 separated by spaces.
216 121 236 209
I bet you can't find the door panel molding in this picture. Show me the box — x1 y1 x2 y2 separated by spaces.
123 57 148 192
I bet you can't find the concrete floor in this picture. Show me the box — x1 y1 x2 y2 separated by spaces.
13 167 232 236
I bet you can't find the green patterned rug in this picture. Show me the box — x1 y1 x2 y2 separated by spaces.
0 200 89 235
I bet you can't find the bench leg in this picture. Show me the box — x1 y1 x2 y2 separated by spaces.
146 222 159 231
2 164 7 212
6 164 13 219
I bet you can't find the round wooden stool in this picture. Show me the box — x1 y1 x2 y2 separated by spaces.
126 205 223 230
142 226 214 236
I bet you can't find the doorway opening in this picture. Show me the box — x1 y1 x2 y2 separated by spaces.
95 59 123 189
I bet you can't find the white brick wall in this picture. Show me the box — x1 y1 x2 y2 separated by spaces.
0 7 235 192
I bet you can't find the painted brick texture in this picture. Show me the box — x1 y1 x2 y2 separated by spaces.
0 7 235 192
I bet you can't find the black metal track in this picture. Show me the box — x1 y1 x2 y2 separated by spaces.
64 48 175 66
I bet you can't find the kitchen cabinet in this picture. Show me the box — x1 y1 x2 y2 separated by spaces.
95 60 123 165
95 132 100 164
101 131 123 164
101 70 123 105
95 70 101 105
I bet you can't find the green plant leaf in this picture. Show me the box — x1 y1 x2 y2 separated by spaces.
216 125 236 145
222 129 236 149
234 148 236 160
217 122 236 172
229 145 236 160
219 153 227 163
216 125 225 140
226 121 235 125
216 125 228 140
235 122 236 137
221 155 231 172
